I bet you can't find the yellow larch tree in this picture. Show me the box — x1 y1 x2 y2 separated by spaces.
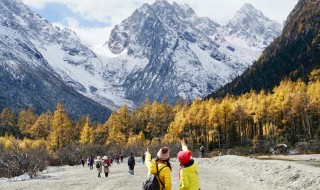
17 107 38 136
79 115 94 145
48 103 72 150
29 111 51 139
1 107 15 127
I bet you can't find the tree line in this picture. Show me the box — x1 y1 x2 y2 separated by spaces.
1 71 320 152
1 70 320 177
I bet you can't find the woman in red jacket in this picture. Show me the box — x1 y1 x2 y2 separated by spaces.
102 156 111 177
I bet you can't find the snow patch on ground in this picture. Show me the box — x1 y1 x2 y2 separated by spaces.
0 173 30 183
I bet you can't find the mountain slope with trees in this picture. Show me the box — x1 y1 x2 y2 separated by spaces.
209 0 320 98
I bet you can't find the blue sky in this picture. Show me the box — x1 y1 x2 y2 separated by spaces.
30 3 110 28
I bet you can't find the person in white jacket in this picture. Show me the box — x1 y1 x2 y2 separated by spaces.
95 156 103 177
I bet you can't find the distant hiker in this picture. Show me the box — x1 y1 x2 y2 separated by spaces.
200 146 205 158
120 150 124 163
128 153 136 175
116 154 120 165
89 155 94 170
110 157 114 164
81 157 85 167
178 143 200 190
102 156 111 177
144 147 172 190
95 156 103 177
142 153 145 164
87 157 90 167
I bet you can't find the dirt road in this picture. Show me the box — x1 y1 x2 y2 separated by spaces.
0 158 258 190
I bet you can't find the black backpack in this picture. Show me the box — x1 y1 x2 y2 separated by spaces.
142 163 167 190
96 162 100 168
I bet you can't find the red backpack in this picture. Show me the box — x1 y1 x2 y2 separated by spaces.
104 159 111 167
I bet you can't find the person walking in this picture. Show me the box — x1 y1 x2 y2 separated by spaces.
102 156 111 177
89 155 94 170
142 153 145 164
199 146 205 158
120 150 124 163
145 147 172 190
116 154 120 165
128 153 135 175
81 157 85 167
178 143 200 190
95 156 103 177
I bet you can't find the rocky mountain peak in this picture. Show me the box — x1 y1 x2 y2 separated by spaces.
105 1 282 104
0 0 284 112
0 0 113 120
225 3 282 47
209 0 320 99
153 0 171 6
240 3 261 14
228 3 272 29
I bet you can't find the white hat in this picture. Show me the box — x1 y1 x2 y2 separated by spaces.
103 156 108 160
97 156 101 160
157 147 170 160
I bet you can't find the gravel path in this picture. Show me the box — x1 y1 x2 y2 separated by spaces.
0 158 258 190
4 155 318 190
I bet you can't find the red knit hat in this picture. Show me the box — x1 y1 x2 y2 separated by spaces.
177 151 192 165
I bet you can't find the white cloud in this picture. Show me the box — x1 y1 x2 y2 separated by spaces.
22 0 298 51
53 18 112 47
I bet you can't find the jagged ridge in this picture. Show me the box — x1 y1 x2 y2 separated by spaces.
0 0 111 121
106 0 282 104
209 0 320 98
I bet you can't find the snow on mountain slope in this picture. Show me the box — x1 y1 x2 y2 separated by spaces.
0 0 133 109
1 0 282 110
0 0 112 121
225 3 282 48
105 0 282 104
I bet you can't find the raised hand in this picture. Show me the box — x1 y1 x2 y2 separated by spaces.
181 140 188 151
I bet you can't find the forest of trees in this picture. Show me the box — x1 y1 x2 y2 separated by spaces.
1 70 320 177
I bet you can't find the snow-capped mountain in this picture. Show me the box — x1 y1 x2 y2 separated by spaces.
225 3 282 48
0 0 112 120
0 0 282 112
106 0 282 104
0 0 133 111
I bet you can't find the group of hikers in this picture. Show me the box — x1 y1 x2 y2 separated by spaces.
81 152 125 177
80 143 201 189
142 143 200 190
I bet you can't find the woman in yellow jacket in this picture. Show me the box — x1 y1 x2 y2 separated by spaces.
145 147 172 190
177 144 200 190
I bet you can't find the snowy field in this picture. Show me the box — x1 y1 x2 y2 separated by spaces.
0 155 319 190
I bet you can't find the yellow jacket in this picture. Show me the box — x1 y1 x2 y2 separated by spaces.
179 159 200 190
145 152 172 190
